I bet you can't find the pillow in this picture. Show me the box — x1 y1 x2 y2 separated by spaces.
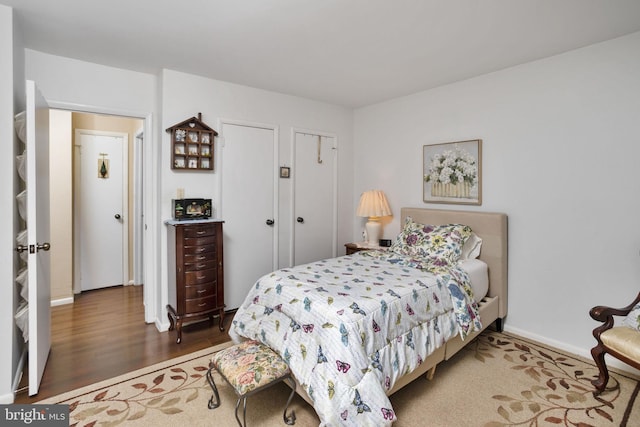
461 232 482 260
390 217 473 265
622 303 640 331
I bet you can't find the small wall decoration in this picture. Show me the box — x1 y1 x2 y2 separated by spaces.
280 166 290 178
98 153 109 178
166 113 218 171
423 139 482 205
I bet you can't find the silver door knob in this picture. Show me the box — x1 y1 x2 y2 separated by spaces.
37 242 51 252
266 219 275 226
297 217 304 223
15 245 28 253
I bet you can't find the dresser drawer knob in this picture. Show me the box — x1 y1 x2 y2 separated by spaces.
197 289 207 294
198 303 207 307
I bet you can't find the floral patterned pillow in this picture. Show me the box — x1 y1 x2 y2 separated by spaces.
390 217 473 265
622 303 640 331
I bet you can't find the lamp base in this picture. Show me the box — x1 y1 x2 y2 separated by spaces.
365 220 381 246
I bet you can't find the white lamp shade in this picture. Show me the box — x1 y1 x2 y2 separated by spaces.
357 190 392 245
356 190 392 218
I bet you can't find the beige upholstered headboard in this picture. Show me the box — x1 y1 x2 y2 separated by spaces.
400 208 508 319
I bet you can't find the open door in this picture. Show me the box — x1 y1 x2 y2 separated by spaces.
26 80 51 395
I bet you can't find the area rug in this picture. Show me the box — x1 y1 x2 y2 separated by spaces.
37 331 640 426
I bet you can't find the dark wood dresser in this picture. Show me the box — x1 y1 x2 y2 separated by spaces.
166 219 225 343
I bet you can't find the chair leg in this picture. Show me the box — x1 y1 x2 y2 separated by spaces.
206 367 221 409
590 344 609 394
283 377 297 425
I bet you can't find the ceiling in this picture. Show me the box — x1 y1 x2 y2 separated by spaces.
3 0 640 108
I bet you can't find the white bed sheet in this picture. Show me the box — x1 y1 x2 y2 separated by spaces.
459 258 489 302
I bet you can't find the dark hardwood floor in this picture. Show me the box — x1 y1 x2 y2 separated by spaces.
14 285 232 404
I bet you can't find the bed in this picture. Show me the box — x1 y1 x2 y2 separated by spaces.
229 207 508 425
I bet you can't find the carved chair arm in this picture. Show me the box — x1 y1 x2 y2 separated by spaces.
590 292 640 339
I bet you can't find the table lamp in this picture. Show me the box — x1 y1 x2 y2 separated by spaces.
356 190 392 245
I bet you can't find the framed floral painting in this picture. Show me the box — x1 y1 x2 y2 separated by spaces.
423 139 482 205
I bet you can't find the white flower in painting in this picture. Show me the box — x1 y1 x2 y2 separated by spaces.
424 145 478 186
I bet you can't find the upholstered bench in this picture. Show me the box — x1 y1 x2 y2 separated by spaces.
207 339 297 427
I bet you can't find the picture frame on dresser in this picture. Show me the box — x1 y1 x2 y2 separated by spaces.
423 139 482 205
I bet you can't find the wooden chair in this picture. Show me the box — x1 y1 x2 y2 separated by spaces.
589 292 640 394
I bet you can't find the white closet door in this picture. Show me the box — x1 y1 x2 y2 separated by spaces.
220 122 278 309
75 131 126 291
293 132 337 266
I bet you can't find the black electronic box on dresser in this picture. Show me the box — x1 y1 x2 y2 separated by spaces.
166 219 225 343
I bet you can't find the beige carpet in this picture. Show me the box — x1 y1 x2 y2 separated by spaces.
37 331 640 426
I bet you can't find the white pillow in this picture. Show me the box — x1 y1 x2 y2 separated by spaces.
622 303 640 330
461 232 482 260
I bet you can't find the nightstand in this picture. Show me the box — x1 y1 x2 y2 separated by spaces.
345 242 389 255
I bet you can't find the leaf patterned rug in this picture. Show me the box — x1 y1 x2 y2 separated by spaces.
37 331 640 426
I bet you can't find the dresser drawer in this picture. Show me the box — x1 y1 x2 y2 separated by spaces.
183 243 216 256
184 259 217 272
185 283 216 299
184 235 217 247
185 295 217 313
185 268 217 285
183 252 217 265
183 225 217 238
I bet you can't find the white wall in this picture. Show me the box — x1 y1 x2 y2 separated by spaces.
353 32 640 360
158 69 354 319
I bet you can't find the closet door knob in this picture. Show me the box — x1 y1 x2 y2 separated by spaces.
115 214 121 220
297 217 304 223
266 219 275 226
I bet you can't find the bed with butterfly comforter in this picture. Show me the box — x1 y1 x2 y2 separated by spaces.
229 208 508 426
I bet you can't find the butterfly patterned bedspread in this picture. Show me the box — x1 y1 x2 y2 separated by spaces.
230 251 482 426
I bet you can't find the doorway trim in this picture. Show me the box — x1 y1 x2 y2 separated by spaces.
47 100 158 325
133 128 144 286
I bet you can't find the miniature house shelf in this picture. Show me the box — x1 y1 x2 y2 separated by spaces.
167 113 218 170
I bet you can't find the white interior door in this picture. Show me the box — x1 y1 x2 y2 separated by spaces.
75 130 127 292
26 80 51 396
220 122 277 309
293 132 337 265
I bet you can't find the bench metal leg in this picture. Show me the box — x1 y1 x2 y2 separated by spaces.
206 366 221 409
235 396 247 427
283 377 297 425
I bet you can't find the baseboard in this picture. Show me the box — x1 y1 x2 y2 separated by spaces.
504 324 640 378
51 296 74 307
155 317 169 332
